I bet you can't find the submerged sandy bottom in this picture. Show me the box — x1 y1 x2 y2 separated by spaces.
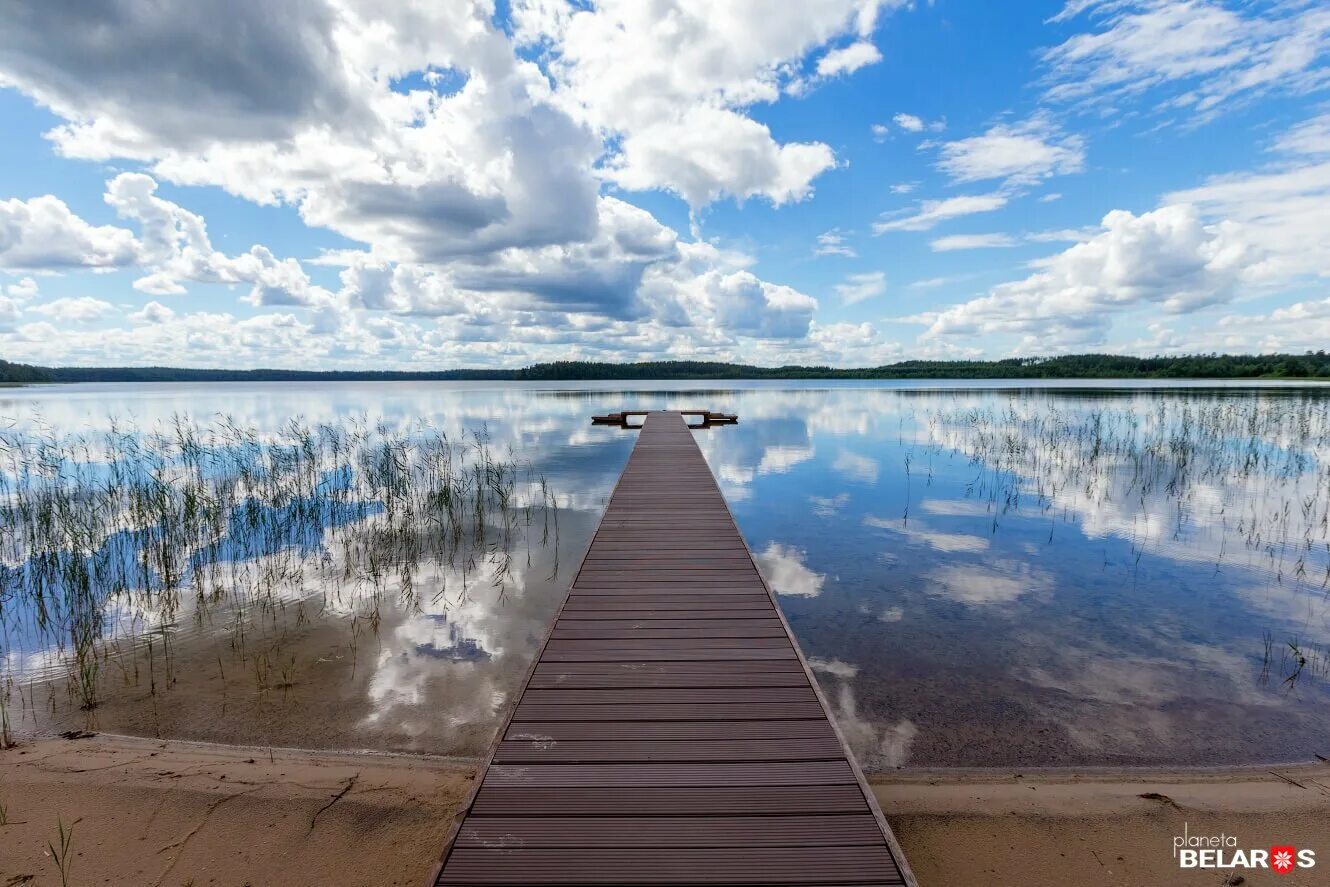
3 733 1328 887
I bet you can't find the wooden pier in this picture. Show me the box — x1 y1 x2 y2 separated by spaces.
431 411 915 886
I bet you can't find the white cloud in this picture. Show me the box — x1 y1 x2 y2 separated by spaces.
927 562 1050 606
871 123 891 141
0 195 139 271
128 300 175 324
605 107 837 208
103 172 339 311
0 0 923 368
806 321 903 365
834 271 886 305
873 193 1008 233
1043 1 1330 123
889 112 944 133
919 204 1259 347
757 445 816 475
810 493 850 516
28 296 117 323
808 657 858 678
833 449 879 483
755 542 825 597
704 270 820 339
865 515 992 553
889 182 917 194
7 2 605 263
1164 124 1330 284
893 112 924 132
518 0 907 208
6 277 39 300
1155 112 1330 349
936 114 1085 185
0 0 365 150
929 233 1018 251
815 229 857 257
1027 226 1099 243
830 684 918 769
1273 112 1330 157
817 41 883 78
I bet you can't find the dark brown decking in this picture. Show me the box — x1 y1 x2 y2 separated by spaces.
432 411 916 887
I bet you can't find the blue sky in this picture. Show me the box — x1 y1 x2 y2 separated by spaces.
1 0 1328 369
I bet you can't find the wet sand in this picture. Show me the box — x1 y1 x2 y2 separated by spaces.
4 733 1328 886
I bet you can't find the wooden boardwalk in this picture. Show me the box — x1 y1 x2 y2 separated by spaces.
432 411 915 886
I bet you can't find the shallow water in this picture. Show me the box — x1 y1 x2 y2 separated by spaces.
2 380 1328 767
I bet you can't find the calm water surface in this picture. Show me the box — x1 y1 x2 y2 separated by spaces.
2 380 1328 767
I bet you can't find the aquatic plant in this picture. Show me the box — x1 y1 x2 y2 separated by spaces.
901 392 1330 684
0 414 559 720
909 393 1330 577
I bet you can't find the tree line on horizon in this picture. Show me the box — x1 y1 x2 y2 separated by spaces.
3 353 1330 384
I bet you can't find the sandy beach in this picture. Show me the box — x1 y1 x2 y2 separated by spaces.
0 734 473 887
875 765 1330 887
4 733 1328 886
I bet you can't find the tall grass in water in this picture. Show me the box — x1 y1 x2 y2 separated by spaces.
914 395 1330 567
907 393 1330 686
0 415 558 715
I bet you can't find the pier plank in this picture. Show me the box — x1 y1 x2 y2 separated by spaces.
431 411 913 887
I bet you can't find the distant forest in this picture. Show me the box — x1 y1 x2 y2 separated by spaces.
3 353 1330 384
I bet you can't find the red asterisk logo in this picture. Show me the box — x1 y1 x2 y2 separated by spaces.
1270 846 1297 875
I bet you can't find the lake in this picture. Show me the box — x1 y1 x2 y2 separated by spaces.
2 380 1328 768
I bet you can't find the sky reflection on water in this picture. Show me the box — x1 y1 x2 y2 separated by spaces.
2 380 1328 767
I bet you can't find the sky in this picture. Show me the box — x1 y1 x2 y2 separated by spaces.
0 0 1328 370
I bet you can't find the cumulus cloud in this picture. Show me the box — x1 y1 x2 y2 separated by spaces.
817 41 883 78
0 0 881 364
128 300 175 324
702 271 819 339
926 561 1050 606
517 0 905 207
6 277 39 300
935 114 1085 185
1164 118 1330 284
919 204 1259 346
0 195 139 271
604 107 836 208
28 296 117 323
0 0 363 150
754 542 825 597
103 173 338 310
1157 111 1330 349
6 1 604 263
873 193 1008 233
894 112 925 132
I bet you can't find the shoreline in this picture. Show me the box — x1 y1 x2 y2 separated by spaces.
18 724 1330 776
4 733 1328 886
